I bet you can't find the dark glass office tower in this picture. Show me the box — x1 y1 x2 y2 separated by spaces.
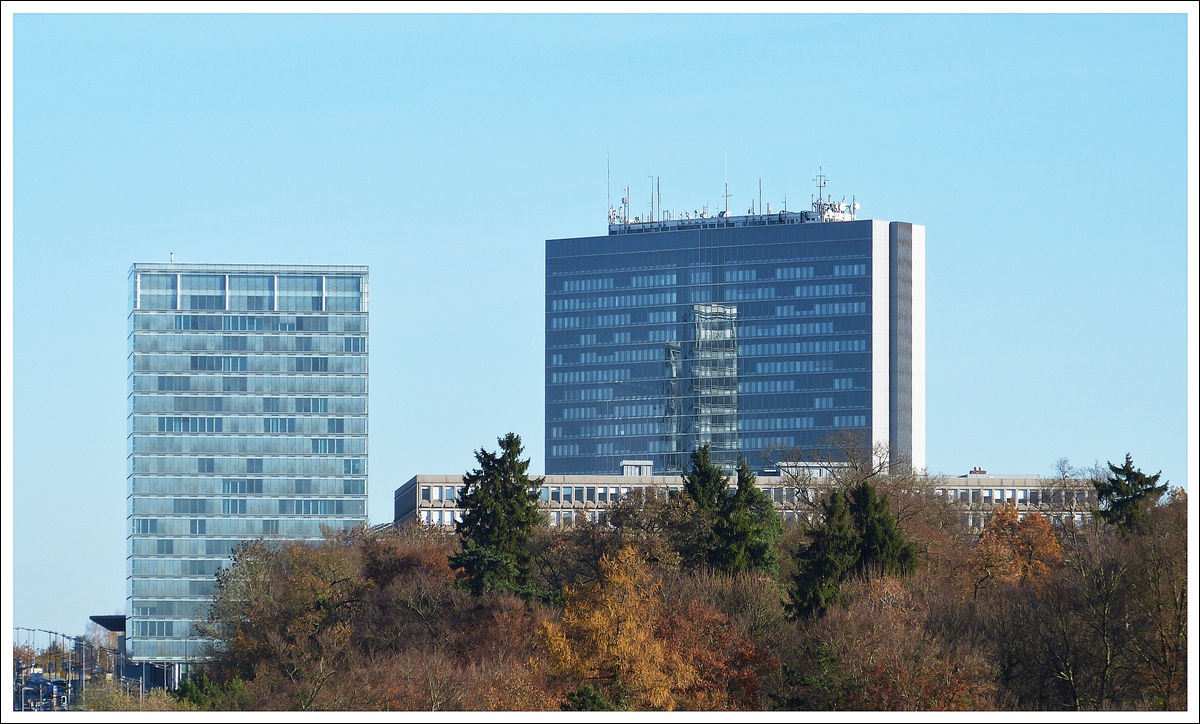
546 206 924 475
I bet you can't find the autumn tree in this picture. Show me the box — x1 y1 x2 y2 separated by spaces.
540 546 690 710
1093 454 1167 533
970 502 1062 598
449 432 544 595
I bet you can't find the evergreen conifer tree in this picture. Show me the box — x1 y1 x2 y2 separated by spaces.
848 481 918 578
1094 453 1167 534
788 490 859 618
788 480 918 619
449 433 543 594
712 457 783 575
683 447 782 575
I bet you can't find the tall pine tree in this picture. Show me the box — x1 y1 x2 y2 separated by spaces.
712 457 783 576
788 481 917 619
449 433 543 595
1094 453 1167 534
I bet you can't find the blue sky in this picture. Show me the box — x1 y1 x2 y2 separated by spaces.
5 12 1192 636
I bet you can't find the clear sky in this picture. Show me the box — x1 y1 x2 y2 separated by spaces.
4 11 1193 638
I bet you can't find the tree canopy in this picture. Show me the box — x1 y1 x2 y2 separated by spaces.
449 432 543 594
682 447 782 576
788 481 917 618
1093 453 1167 533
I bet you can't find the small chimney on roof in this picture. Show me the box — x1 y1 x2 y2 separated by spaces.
969 466 987 475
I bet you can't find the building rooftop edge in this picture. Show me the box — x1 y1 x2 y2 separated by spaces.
129 262 369 273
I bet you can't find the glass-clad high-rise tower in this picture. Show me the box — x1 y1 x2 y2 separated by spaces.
126 263 369 664
546 192 924 476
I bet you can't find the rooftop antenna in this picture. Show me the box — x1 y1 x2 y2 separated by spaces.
758 178 762 216
722 153 731 216
656 177 661 222
648 175 655 222
606 151 610 215
814 166 829 203
170 252 174 262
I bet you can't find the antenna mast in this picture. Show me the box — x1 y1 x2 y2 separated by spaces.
723 154 730 216
606 151 610 215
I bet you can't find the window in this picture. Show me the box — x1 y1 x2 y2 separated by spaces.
344 459 362 475
312 438 345 454
296 397 329 413
295 357 329 372
833 377 854 390
222 336 248 351
197 458 215 473
173 498 208 514
327 418 345 433
263 398 281 413
344 337 367 353
814 397 834 410
574 487 584 503
222 499 248 514
156 539 174 555
246 459 264 474
158 376 190 391
562 487 573 503
613 332 630 343
133 519 157 535
189 519 206 535
262 520 279 534
222 479 263 494
631 273 676 287
263 418 296 433
444 486 457 501
223 377 248 392
833 264 867 277
191 356 248 372
343 479 364 495
586 487 596 502
158 417 222 433
580 334 598 346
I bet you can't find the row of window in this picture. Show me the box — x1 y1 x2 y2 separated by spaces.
142 375 366 395
155 397 333 413
937 488 1098 506
808 302 868 316
153 416 356 436
724 286 776 301
173 314 339 332
131 437 364 456
553 265 866 293
158 417 222 433
796 283 859 298
739 339 868 356
832 415 867 427
131 457 363 476
133 477 362 501
549 369 632 384
551 347 667 366
549 292 677 312
739 417 815 431
753 359 836 374
551 313 632 329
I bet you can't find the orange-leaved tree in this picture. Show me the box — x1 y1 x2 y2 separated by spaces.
539 546 693 710
970 502 1062 598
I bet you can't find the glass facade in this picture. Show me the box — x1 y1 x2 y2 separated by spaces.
126 263 369 662
546 217 923 475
